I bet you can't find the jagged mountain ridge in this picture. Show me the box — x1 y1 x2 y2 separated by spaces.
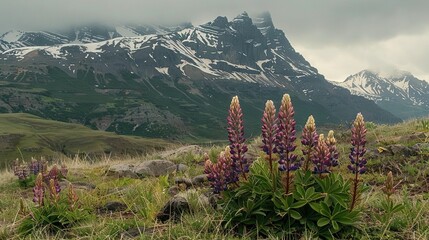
0 12 399 139
335 70 429 119
0 23 193 53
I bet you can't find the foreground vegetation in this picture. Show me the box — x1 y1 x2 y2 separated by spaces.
0 99 428 239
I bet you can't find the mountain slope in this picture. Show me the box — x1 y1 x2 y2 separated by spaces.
0 12 399 139
0 113 170 167
335 70 429 119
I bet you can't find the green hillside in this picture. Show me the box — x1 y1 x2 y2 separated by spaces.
0 113 170 168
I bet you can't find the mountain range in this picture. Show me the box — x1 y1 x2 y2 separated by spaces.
335 70 429 119
0 12 399 140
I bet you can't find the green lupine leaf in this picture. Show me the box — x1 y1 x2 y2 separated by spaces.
290 210 302 220
332 220 340 231
317 217 330 227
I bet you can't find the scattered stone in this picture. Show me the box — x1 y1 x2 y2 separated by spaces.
100 201 127 213
411 143 429 153
121 226 145 239
168 186 180 196
58 180 96 191
160 145 203 159
174 177 192 188
208 193 221 209
107 164 137 178
192 174 208 186
389 144 418 157
133 160 176 177
121 226 160 239
73 181 96 190
156 196 190 222
174 163 189 172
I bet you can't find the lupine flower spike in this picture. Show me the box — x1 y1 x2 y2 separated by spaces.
348 113 367 210
33 173 44 207
49 179 61 203
383 171 395 199
204 147 234 193
68 183 79 210
301 115 319 171
312 134 330 176
326 130 339 172
261 100 278 174
227 96 249 181
275 94 298 194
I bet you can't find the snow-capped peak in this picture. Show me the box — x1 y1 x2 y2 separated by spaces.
335 69 429 119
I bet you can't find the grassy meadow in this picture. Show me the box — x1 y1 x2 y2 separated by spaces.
0 117 428 239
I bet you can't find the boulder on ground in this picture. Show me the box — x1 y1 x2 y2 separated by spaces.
106 164 137 178
156 196 190 222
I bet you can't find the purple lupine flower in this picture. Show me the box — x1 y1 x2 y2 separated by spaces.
29 158 45 175
312 134 330 175
205 147 234 193
15 166 30 180
301 115 319 171
348 113 368 175
227 96 249 181
326 130 339 171
47 165 59 181
261 100 278 174
349 113 367 210
33 173 44 206
275 94 298 194
49 179 61 203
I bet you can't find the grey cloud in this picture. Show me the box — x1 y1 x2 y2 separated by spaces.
1 0 428 81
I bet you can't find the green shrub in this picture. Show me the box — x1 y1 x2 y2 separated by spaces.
221 159 360 239
18 195 89 236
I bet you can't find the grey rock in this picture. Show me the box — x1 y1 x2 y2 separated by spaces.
133 160 176 177
101 201 127 212
411 143 429 153
107 164 137 178
156 196 190 222
73 181 96 190
172 164 189 172
175 177 192 188
192 174 208 186
168 186 180 196
389 144 418 157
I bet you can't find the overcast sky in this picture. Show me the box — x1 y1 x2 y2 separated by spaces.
1 0 429 82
